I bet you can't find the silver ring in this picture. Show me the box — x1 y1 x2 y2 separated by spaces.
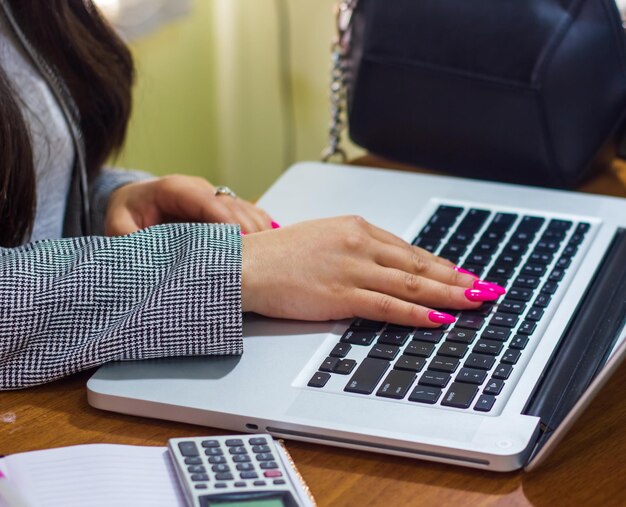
214 186 238 199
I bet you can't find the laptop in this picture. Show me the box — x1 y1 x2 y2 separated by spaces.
87 161 626 472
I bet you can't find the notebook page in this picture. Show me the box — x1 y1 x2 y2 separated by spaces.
4 444 186 507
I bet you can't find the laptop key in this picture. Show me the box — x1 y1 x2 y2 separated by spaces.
521 264 546 277
517 216 545 233
441 382 479 409
344 358 389 394
464 353 496 370
456 367 488 385
351 318 385 331
501 349 522 364
438 342 468 358
548 219 572 231
330 343 351 358
510 335 529 350
408 385 442 404
507 287 533 302
378 330 411 346
473 339 503 356
446 328 477 344
490 312 519 328
333 359 357 375
533 293 552 308
412 329 444 343
483 378 505 395
492 363 513 380
319 357 339 372
474 395 496 412
308 371 331 388
498 299 526 315
419 371 451 388
429 356 460 373
541 281 559 294
394 355 426 372
368 344 400 361
405 340 436 357
481 325 511 342
456 314 485 330
376 370 416 399
529 252 553 265
340 329 377 346
526 307 544 321
513 275 540 289
518 320 537 335
555 256 571 269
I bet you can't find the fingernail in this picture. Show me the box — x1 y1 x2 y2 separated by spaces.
473 279 506 295
428 310 456 324
465 288 500 302
271 221 281 229
454 266 479 278
240 231 246 236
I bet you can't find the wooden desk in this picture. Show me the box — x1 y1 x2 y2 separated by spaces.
2 161 626 507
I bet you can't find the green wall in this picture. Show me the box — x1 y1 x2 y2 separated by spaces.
117 0 362 200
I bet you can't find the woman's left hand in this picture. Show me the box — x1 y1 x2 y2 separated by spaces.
105 175 274 236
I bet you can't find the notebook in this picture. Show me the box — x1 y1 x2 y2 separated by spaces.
87 162 626 472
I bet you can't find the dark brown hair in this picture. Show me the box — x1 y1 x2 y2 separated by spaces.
0 0 134 246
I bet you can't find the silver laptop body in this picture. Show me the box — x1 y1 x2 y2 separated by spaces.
88 162 626 472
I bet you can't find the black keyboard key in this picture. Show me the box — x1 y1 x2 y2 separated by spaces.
513 275 540 289
488 265 514 279
436 205 464 216
420 223 449 239
484 378 505 395
481 325 511 342
498 299 526 315
518 320 537 335
527 307 544 321
344 358 389 394
456 367 488 385
473 241 499 254
408 385 442 404
394 355 426 372
178 441 200 457
440 244 467 259
441 382 479 409
481 229 506 242
429 212 459 228
541 281 559 294
549 269 565 282
521 264 546 277
534 240 560 253
319 357 339 372
464 353 496 370
412 329 445 343
501 349 522 364
575 222 591 234
333 359 357 375
561 244 579 257
466 252 492 266
474 395 497 412
533 293 552 308
569 233 585 246
350 318 385 331
555 256 571 269
507 287 533 302
330 343 351 358
529 252 553 265
517 216 545 233
446 328 477 344
511 231 534 243
503 242 528 256
547 219 572 231
457 209 490 233
377 330 411 346
541 229 566 241
376 370 416 399
438 342 469 358
405 340 436 357
341 329 377 346
461 263 485 277
449 232 474 245
473 303 495 316
510 335 529 350
456 314 485 330
491 212 518 230
492 363 513 380
368 344 400 361
490 312 519 328
496 252 522 266
419 371 451 388
413 237 440 253
429 356 460 373
473 339 504 356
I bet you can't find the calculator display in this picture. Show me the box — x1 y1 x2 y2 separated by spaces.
211 499 285 507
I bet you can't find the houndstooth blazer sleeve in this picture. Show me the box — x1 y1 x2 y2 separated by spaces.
0 222 243 390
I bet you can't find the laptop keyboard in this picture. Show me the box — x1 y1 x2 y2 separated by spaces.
306 204 591 412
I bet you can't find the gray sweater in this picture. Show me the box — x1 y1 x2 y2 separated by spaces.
0 12 243 389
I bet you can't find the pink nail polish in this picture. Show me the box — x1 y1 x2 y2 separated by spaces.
271 221 281 229
454 266 479 278
464 288 500 302
473 279 506 295
428 310 456 324
240 231 246 236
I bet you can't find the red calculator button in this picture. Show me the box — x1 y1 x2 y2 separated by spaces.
263 470 283 478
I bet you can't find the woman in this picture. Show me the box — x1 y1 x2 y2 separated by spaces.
0 0 503 390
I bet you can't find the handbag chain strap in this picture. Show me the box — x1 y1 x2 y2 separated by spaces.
321 0 358 163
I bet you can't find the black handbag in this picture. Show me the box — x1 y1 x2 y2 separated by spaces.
324 0 626 188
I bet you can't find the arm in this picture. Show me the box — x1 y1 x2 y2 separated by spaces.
0 222 242 390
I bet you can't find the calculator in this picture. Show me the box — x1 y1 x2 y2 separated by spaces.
168 434 314 507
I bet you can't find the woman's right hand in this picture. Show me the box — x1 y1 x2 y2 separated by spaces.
241 216 504 328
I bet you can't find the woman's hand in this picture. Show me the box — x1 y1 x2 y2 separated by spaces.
241 216 504 328
105 175 274 236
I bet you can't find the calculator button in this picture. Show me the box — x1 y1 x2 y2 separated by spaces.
215 472 234 481
236 463 255 471
229 446 248 455
201 440 220 448
234 482 246 488
225 439 244 447
260 461 279 469
208 456 227 464
194 484 208 490
204 447 224 456
252 445 271 453
256 453 276 462
240 472 259 479
253 481 267 487
178 441 200 457
274 479 286 485
249 437 268 446
212 464 230 473
215 483 227 489
233 455 251 463
190 474 210 482
264 470 283 478
187 465 206 474
184 457 202 465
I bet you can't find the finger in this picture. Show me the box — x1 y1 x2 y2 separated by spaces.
373 243 478 288
350 288 456 328
105 207 143 236
229 207 263 234
237 200 274 232
361 265 500 309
